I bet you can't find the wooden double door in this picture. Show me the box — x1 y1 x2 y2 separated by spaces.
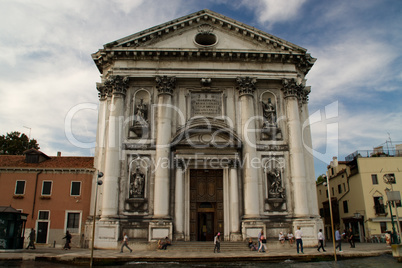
190 169 223 241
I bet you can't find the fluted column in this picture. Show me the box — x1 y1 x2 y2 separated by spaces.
236 77 260 217
229 160 240 234
101 75 129 219
282 78 309 216
174 159 185 239
153 76 176 218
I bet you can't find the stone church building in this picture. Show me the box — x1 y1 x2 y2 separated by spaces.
88 9 322 248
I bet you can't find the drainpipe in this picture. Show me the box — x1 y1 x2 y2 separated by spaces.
32 170 43 219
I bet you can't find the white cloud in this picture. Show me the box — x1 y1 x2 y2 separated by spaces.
247 0 308 26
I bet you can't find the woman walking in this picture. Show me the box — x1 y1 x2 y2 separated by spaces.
214 232 221 253
258 231 267 253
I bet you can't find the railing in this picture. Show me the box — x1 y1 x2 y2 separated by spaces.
345 149 402 161
373 205 387 216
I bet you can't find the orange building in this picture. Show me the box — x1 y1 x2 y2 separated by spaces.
0 149 94 248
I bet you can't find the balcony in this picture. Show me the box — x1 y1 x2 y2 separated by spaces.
374 204 388 216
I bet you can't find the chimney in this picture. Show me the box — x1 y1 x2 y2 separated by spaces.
57 152 61 157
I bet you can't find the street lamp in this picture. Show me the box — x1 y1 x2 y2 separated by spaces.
90 171 103 268
323 174 337 262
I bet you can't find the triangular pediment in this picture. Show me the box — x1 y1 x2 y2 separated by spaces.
105 9 305 54
93 9 316 74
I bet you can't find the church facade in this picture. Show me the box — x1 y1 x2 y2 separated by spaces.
88 9 322 248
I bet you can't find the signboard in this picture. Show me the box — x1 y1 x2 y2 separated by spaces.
191 93 222 117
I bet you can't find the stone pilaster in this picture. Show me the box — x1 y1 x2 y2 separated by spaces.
174 159 185 240
236 77 260 218
282 78 309 216
101 75 129 219
229 160 241 240
153 76 176 218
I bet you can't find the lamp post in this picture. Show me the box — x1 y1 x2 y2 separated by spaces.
90 171 103 268
384 174 401 244
324 174 337 261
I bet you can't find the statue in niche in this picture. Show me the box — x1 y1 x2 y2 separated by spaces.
262 98 276 127
130 167 145 198
261 97 282 140
130 98 149 138
268 168 285 199
135 99 147 123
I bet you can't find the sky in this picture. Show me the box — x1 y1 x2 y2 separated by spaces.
1 0 401 177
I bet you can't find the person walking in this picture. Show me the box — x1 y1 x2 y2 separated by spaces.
26 228 36 249
214 232 221 253
335 227 343 252
120 232 133 253
63 231 72 250
348 228 355 248
257 229 262 252
295 226 303 254
258 232 268 253
317 229 326 252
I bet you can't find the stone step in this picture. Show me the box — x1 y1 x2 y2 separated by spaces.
163 241 295 252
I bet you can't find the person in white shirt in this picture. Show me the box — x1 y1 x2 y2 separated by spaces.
295 227 303 254
120 232 133 253
317 229 326 252
279 232 285 244
214 232 221 253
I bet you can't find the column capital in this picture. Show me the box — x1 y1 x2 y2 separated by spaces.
156 75 176 96
236 76 257 96
104 75 130 96
282 78 308 99
96 82 109 100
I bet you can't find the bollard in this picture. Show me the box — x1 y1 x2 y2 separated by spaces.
53 241 56 248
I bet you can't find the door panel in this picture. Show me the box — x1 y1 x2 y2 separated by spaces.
37 222 48 244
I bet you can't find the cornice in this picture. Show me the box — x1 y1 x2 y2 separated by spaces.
92 9 316 75
0 167 95 173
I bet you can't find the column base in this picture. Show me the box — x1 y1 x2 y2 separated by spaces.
149 220 173 241
86 220 120 249
292 217 324 247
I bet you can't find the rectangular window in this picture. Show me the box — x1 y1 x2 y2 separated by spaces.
326 190 328 198
66 212 81 234
42 181 52 195
380 222 387 233
343 200 349 213
15 181 26 195
38 210 49 220
343 183 346 192
332 187 335 196
371 174 378 185
70 182 81 196
338 184 342 194
374 196 386 215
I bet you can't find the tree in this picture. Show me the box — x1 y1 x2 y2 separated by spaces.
0 131 40 155
316 174 327 185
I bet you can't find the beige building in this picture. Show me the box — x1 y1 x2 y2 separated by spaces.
316 144 402 243
88 9 322 249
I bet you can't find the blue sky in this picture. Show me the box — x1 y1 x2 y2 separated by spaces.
1 0 401 177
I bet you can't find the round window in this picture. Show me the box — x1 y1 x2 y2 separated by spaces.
194 33 218 47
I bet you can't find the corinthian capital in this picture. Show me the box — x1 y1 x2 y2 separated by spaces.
96 82 109 100
281 78 305 100
236 77 257 96
156 76 176 95
104 75 129 96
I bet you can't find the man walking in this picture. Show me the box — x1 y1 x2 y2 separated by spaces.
120 232 133 253
317 229 326 252
348 227 355 248
295 226 303 254
335 227 343 252
26 228 36 249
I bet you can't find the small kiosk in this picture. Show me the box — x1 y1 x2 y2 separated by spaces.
0 206 28 249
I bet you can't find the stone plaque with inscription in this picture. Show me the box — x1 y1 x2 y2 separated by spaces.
191 92 222 117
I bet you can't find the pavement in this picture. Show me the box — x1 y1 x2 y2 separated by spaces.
0 242 394 266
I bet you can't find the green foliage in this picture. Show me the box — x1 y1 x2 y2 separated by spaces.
0 131 40 155
316 174 326 185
